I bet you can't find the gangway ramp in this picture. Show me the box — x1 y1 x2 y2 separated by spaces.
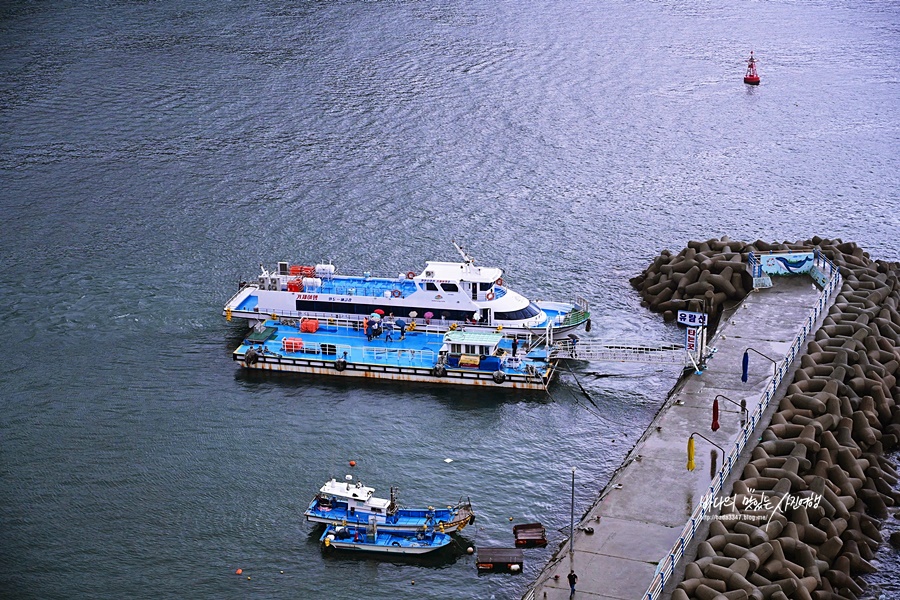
550 339 687 365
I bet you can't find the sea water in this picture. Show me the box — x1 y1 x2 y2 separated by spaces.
1 1 898 598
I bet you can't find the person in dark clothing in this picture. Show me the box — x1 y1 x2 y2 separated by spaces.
568 571 577 597
512 338 519 356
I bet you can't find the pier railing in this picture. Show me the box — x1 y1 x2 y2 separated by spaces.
642 262 842 600
549 339 687 365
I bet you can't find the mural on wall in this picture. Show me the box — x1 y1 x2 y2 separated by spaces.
760 253 814 276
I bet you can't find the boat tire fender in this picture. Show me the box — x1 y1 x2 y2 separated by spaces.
586 318 592 333
492 370 506 384
392 289 401 298
432 364 446 377
391 541 401 546
335 358 347 372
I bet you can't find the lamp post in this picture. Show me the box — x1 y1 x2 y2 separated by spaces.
569 466 576 567
741 347 779 382
714 394 748 426
687 432 726 473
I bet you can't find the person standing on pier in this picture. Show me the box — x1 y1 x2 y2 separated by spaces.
568 570 577 597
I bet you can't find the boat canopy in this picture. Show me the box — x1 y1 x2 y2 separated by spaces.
420 261 502 284
442 330 503 355
319 478 384 503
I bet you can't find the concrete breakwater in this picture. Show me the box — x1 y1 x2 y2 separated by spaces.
630 235 756 328
636 238 900 600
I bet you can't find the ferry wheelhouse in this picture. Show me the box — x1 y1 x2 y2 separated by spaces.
224 243 591 337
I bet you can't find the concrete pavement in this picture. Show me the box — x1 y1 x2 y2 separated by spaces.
526 276 826 600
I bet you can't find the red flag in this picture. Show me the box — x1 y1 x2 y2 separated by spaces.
711 398 720 432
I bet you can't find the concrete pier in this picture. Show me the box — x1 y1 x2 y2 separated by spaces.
525 275 829 600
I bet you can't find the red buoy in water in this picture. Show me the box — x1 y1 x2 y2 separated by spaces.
744 51 760 85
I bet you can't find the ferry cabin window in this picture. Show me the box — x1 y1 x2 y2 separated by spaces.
465 344 477 354
479 282 492 291
440 283 459 293
424 282 439 292
294 299 475 322
494 302 541 321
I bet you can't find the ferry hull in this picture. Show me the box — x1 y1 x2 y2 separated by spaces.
321 525 452 555
225 303 588 337
235 352 554 390
325 541 439 555
305 513 472 533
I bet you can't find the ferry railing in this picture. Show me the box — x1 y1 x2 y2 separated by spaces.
224 283 255 308
295 341 353 359
361 346 436 367
641 265 842 600
246 307 579 343
253 308 469 336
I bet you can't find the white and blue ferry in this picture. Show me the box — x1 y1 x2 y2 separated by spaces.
224 243 591 336
306 476 475 534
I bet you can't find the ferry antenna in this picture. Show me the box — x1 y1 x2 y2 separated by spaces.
452 240 475 265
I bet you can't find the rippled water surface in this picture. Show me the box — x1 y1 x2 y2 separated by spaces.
1 1 898 598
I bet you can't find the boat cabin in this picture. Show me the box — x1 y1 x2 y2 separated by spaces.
317 477 395 516
417 260 502 303
439 330 505 370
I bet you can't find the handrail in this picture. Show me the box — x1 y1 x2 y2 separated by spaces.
641 262 842 599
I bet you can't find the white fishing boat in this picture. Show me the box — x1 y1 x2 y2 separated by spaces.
224 242 591 336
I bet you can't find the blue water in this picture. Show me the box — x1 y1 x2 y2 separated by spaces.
1 1 898 599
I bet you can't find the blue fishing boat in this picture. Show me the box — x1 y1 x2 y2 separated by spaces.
305 476 475 533
321 522 452 556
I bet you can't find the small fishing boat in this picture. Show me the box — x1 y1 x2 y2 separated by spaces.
305 475 476 533
223 242 591 336
743 50 760 85
321 521 452 555
476 547 524 573
513 522 548 548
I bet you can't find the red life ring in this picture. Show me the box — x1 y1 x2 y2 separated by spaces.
406 271 416 279
486 291 495 301
496 278 503 287
392 289 401 298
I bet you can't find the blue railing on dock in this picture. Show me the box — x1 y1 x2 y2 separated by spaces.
642 261 842 600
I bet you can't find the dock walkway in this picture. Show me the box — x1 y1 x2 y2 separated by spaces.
526 275 833 600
